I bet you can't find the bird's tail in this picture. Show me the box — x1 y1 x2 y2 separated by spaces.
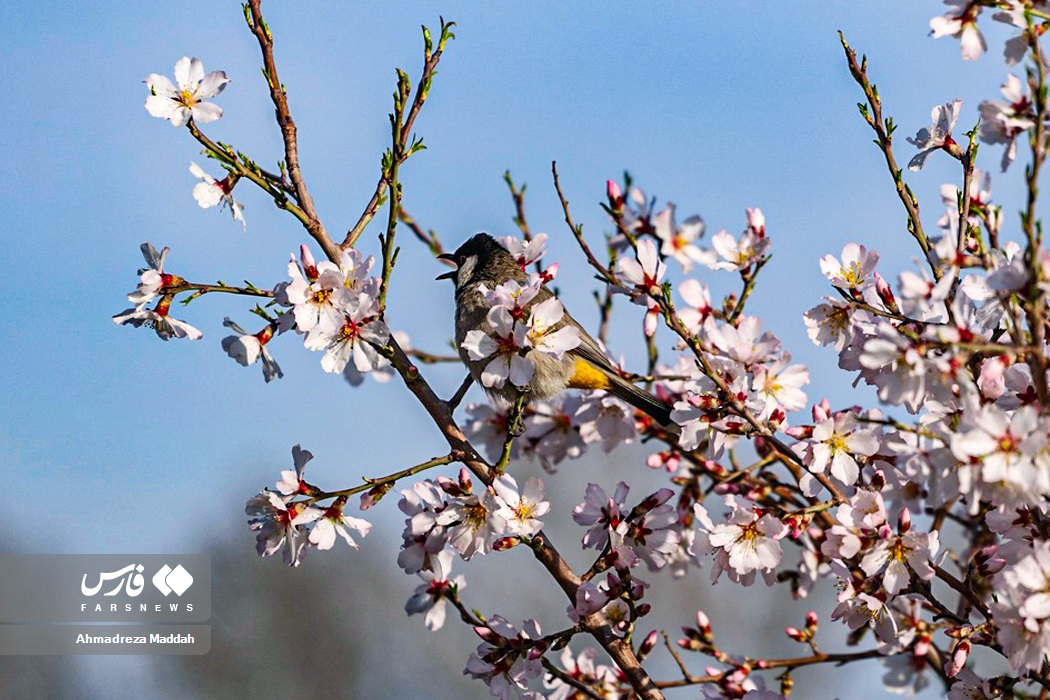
605 373 675 428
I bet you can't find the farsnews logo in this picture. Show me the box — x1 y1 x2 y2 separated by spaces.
152 564 194 596
81 564 194 598
81 564 146 597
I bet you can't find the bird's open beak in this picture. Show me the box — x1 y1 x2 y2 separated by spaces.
435 253 457 281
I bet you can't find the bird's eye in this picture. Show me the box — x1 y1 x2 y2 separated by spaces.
457 254 466 264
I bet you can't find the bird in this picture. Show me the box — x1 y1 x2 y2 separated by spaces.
436 232 673 427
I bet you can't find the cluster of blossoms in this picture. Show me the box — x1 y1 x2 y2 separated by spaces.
395 470 550 576
245 446 372 567
614 182 770 281
115 232 396 385
792 154 1050 689
145 58 247 228
929 1 1050 172
931 0 1047 65
125 6 1050 699
464 391 637 471
276 244 391 378
112 243 202 341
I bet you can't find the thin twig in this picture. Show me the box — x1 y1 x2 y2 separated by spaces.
446 374 474 412
661 631 697 683
344 20 455 249
655 649 884 690
839 33 938 278
552 161 618 285
307 453 454 503
245 0 337 261
399 205 446 258
541 658 605 700
1021 14 1050 406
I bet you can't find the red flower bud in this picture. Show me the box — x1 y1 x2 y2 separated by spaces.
607 179 624 212
639 630 658 658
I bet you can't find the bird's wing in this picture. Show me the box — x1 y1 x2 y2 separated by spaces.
532 284 674 427
532 285 622 375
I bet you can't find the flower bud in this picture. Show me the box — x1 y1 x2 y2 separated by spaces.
805 610 819 632
695 610 713 643
712 483 740 496
812 399 831 422
703 459 727 477
784 424 814 439
897 507 911 534
473 625 500 643
746 207 765 236
539 263 559 284
636 603 652 617
913 631 931 657
977 544 1006 576
870 470 886 492
630 581 647 600
875 273 899 313
359 482 392 510
638 488 675 512
458 467 473 493
946 639 970 678
493 536 521 551
299 244 319 281
638 630 659 659
785 626 805 642
607 180 624 213
644 305 659 338
767 409 786 429
435 475 463 497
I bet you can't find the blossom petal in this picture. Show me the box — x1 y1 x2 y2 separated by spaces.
191 102 223 124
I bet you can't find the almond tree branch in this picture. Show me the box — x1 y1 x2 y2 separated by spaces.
552 161 620 286
934 564 992 620
505 170 534 241
307 453 455 503
187 120 312 227
839 33 939 279
399 205 447 258
554 164 846 510
1022 15 1050 407
245 0 339 262
379 70 411 312
384 339 665 699
654 648 884 690
343 19 455 249
658 290 848 506
726 257 769 323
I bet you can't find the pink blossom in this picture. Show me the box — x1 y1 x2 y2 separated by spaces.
616 238 666 294
145 57 229 126
404 550 465 631
930 1 986 61
819 243 880 291
907 99 963 171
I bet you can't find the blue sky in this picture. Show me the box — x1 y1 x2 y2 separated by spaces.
0 2 1024 696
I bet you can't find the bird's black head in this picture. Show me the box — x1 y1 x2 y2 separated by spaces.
436 233 521 289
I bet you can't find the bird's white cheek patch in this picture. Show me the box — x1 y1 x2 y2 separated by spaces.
456 255 478 288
